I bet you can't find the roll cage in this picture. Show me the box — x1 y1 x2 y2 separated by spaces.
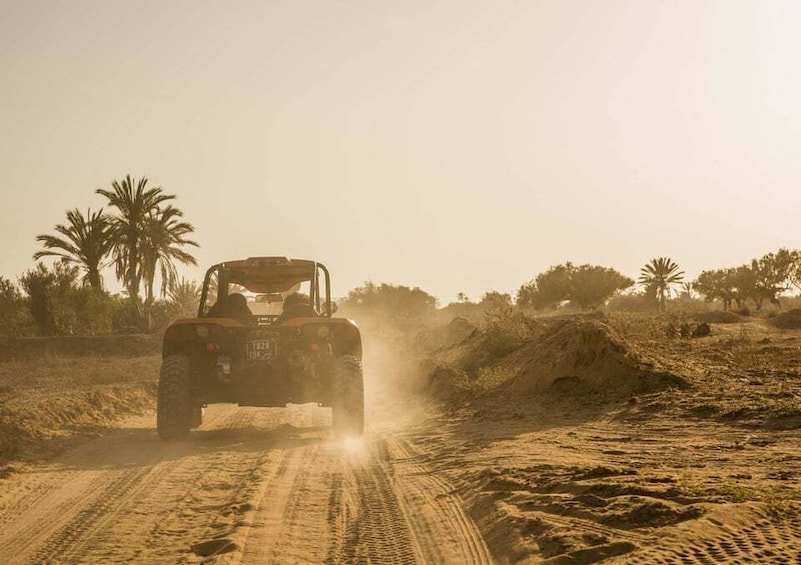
198 257 332 323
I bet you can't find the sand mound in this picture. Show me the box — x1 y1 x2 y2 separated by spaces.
695 311 742 324
505 319 686 396
767 308 801 330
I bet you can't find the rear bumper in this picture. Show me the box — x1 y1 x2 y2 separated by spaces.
194 358 332 407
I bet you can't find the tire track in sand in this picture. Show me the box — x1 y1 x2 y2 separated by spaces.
30 462 174 563
238 431 490 564
0 468 110 563
47 407 262 564
384 437 492 564
239 440 420 564
325 441 419 564
1 404 491 565
239 445 332 563
0 405 282 564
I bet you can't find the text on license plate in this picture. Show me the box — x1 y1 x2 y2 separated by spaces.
247 339 276 360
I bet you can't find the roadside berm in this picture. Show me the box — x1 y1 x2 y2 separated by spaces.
503 319 687 396
425 317 687 401
0 338 160 465
767 308 801 330
0 384 156 463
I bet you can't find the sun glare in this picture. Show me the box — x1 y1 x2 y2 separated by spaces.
337 435 365 455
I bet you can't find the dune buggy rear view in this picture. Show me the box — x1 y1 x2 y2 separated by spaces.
157 257 364 440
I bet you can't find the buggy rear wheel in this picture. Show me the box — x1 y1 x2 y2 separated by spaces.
331 355 364 437
157 355 193 440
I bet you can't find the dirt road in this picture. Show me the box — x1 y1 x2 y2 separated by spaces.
0 404 491 564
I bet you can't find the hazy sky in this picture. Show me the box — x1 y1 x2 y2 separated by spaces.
2 1 800 303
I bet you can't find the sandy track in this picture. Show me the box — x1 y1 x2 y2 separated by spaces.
0 403 490 564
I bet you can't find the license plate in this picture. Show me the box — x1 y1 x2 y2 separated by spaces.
247 339 276 360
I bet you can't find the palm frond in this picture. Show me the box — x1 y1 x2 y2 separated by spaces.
33 208 111 289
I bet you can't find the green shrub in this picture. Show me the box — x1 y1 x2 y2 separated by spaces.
18 263 126 336
0 277 35 337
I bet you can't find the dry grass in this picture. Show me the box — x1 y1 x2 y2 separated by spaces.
0 334 161 362
0 344 161 464
474 365 515 392
679 476 801 518
0 355 159 398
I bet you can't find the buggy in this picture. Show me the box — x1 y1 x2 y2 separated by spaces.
157 257 364 440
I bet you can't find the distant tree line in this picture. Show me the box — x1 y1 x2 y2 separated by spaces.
337 249 801 335
692 249 800 311
2 180 799 338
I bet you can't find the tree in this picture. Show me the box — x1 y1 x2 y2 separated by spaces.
788 249 801 291
748 250 794 309
339 282 437 329
97 175 195 330
517 263 572 310
33 208 112 290
694 251 797 311
638 257 684 311
517 263 632 310
568 265 634 310
98 175 174 327
730 265 757 309
141 205 198 306
694 269 736 310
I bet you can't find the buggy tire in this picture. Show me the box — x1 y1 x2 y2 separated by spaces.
331 355 364 437
157 355 193 440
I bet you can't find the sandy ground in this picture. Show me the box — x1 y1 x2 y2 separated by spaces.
5 392 799 564
1 319 801 563
0 402 491 564
414 318 801 564
415 398 801 564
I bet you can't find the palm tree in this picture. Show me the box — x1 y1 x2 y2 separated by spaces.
33 208 112 290
97 175 176 327
639 257 685 311
141 205 198 305
167 278 201 318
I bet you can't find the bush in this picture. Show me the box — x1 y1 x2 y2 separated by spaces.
608 312 694 343
0 277 35 337
18 263 125 336
481 309 544 360
339 282 438 333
